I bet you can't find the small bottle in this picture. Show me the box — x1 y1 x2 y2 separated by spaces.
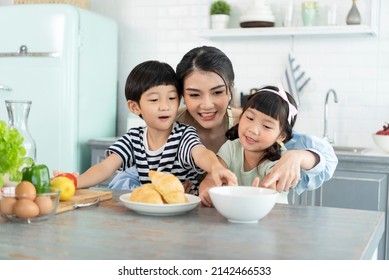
5 100 37 162
327 3 337 26
283 1 294 27
346 0 361 25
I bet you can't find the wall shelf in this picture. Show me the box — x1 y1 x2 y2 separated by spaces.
200 0 380 39
200 25 377 39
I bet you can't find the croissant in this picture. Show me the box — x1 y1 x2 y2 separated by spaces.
129 183 164 204
149 170 188 204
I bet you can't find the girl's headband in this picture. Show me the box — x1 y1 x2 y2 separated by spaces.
256 83 298 124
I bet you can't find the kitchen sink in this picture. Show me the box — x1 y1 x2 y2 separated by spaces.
332 146 370 154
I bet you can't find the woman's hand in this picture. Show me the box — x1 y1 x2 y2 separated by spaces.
260 150 303 192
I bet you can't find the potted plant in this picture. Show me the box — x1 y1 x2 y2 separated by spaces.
210 0 231 29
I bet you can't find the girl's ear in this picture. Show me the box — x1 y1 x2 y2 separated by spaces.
128 100 141 116
276 134 287 146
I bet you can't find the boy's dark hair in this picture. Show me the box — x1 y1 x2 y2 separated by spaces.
226 86 298 161
125 60 180 102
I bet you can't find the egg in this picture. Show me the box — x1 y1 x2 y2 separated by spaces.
15 181 36 201
13 198 39 218
0 197 17 215
35 195 53 215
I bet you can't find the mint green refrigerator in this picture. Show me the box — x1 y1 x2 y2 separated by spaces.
0 4 118 173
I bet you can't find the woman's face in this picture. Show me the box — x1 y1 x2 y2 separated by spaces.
182 71 230 129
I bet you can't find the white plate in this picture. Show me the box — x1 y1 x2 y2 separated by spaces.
119 193 201 216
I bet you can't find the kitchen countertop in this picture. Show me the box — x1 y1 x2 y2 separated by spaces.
335 148 389 166
0 190 384 260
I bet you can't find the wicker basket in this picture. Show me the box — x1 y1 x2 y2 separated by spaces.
14 0 89 9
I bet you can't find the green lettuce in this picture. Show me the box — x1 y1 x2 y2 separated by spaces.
0 120 34 187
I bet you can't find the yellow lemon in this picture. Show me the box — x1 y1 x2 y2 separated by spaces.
50 176 76 201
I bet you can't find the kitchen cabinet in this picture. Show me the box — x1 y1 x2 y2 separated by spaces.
290 152 389 260
200 0 380 39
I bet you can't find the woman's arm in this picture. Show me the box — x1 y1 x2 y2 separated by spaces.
260 131 338 193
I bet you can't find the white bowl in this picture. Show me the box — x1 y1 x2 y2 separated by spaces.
209 186 279 223
372 134 389 153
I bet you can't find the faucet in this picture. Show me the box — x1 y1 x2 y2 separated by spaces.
323 89 338 144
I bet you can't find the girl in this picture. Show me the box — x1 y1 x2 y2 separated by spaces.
199 85 317 206
176 46 337 197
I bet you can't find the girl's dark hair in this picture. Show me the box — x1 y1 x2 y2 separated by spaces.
226 86 298 161
125 60 179 102
176 46 235 96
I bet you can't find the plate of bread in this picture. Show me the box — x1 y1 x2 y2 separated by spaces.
119 170 201 216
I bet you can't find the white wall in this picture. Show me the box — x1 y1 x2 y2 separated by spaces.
2 0 388 150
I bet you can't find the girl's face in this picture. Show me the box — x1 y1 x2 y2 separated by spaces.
238 108 285 152
183 71 230 129
128 85 179 131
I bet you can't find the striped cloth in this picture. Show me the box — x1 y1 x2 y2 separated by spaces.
106 122 204 188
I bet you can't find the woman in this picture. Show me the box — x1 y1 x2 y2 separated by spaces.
109 46 337 204
175 46 337 203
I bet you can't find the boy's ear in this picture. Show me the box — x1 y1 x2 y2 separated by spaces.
128 100 141 116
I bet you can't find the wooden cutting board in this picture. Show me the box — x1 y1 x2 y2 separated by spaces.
56 189 112 214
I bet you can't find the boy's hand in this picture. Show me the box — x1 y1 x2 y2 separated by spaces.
211 166 237 187
52 170 79 180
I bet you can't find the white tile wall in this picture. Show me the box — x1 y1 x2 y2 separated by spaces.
1 0 387 149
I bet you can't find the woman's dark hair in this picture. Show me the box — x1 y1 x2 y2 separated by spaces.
176 46 235 96
226 86 298 161
125 60 179 102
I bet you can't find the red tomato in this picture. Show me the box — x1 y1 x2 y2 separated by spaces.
57 173 78 189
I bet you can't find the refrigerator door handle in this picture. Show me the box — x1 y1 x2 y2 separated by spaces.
0 45 60 58
0 84 12 91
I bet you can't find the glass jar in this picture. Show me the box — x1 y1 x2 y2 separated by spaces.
5 100 37 162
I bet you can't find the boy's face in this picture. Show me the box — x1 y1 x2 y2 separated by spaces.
128 85 180 131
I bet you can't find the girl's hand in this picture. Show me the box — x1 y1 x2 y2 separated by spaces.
198 174 216 207
260 150 302 192
251 177 260 188
199 187 214 207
